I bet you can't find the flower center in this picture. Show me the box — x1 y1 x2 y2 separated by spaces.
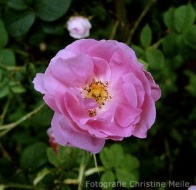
83 80 111 117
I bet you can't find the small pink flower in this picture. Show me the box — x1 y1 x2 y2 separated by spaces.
33 39 161 154
66 16 91 39
188 186 196 190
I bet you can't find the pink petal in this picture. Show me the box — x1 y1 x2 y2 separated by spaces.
65 39 98 54
33 73 46 94
123 83 137 108
143 70 161 101
109 50 132 85
50 54 93 87
64 92 93 124
122 73 145 108
43 94 61 113
50 113 105 154
132 96 156 138
44 67 66 95
85 119 135 139
115 103 141 127
51 49 76 63
88 40 119 62
93 57 111 82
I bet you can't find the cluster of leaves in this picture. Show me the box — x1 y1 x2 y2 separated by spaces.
100 144 140 189
0 0 196 190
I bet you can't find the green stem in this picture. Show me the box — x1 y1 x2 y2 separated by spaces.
85 166 105 177
126 0 157 44
151 38 164 49
164 139 173 179
1 183 44 190
0 63 24 71
78 164 86 190
0 96 11 125
109 20 120 40
0 103 45 137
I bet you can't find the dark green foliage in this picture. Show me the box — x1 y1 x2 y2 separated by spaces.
0 0 196 189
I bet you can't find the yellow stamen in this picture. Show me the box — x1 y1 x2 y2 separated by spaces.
83 80 111 117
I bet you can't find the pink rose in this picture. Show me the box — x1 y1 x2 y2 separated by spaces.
33 39 161 154
66 16 91 39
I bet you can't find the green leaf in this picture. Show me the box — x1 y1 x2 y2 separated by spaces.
47 147 64 167
110 144 125 168
42 23 64 35
119 154 140 171
163 7 175 30
100 147 114 169
20 142 48 172
162 32 178 57
9 83 26 94
185 71 196 97
4 9 35 37
183 25 196 50
132 45 144 58
174 4 195 33
7 0 28 10
100 171 116 190
140 24 152 48
145 48 165 69
0 19 8 48
0 81 9 98
115 169 138 188
0 49 16 66
138 59 148 70
35 0 72 21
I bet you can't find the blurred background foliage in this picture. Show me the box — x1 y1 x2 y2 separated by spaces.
0 0 196 189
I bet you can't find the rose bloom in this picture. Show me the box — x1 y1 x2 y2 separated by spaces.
66 16 91 39
33 39 161 154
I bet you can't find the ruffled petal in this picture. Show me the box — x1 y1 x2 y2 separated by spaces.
93 57 111 82
88 40 119 62
132 96 156 138
122 83 137 108
50 113 105 154
64 91 95 124
143 70 161 101
115 103 141 127
122 73 145 108
44 67 66 95
50 54 94 87
65 39 98 54
33 73 46 94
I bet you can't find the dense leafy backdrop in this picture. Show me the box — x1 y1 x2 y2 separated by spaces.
0 0 196 189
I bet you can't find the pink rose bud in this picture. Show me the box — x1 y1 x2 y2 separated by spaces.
48 129 58 153
188 186 196 190
33 39 161 154
66 16 91 39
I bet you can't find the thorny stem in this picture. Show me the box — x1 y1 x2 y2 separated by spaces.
0 103 45 137
126 0 157 44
